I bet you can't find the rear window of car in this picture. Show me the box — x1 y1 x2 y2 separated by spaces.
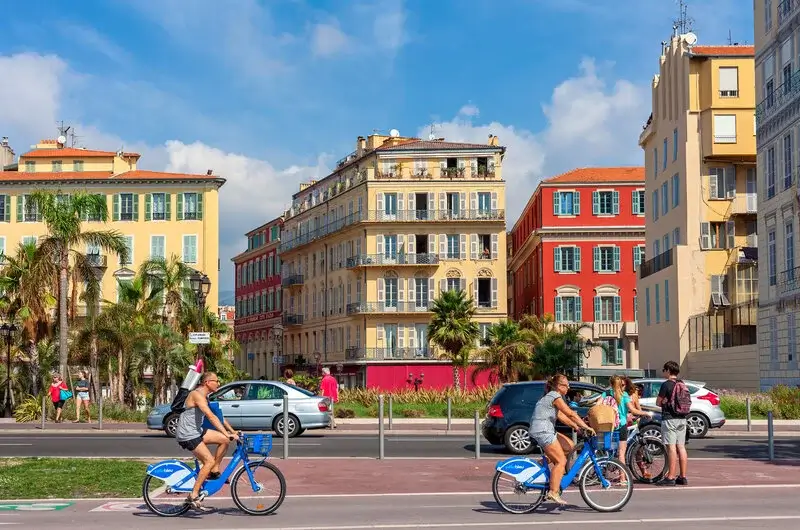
491 383 545 407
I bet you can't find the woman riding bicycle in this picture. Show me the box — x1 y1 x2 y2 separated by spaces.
528 373 595 505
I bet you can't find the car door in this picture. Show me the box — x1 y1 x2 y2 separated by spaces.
238 382 286 430
208 383 248 429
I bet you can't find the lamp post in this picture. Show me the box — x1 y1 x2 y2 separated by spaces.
269 324 284 378
313 351 322 376
1 323 18 418
564 338 593 381
189 270 212 361
407 372 424 391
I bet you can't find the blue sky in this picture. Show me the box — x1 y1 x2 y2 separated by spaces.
0 0 754 296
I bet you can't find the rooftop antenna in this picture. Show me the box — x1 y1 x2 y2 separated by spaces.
56 121 71 147
727 29 732 45
674 0 694 36
428 123 437 141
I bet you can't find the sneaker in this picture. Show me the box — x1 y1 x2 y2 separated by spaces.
676 476 688 485
545 491 569 505
658 478 676 486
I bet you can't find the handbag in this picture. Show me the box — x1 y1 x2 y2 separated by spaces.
59 389 73 401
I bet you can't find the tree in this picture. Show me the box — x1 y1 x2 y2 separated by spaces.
472 319 534 384
138 255 194 329
531 323 606 379
428 289 479 389
30 190 129 376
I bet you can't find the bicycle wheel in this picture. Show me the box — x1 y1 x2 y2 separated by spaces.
491 470 545 514
142 474 191 517
578 458 633 513
626 438 668 484
231 461 287 515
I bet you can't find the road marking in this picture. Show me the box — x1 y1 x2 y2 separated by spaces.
0 444 32 447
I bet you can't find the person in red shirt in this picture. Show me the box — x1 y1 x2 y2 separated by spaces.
49 374 69 423
319 367 339 429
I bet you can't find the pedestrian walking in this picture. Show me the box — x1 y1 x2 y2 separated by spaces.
49 374 69 423
319 367 339 429
657 360 691 485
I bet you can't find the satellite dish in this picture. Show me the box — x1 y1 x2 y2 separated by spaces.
684 32 698 46
389 129 400 137
57 135 67 145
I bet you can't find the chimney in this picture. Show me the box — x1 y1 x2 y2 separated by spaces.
356 136 367 156
0 136 15 169
488 134 499 147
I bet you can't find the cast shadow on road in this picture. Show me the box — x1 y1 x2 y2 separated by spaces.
463 443 544 456
131 506 277 518
474 500 594 515
698 438 800 466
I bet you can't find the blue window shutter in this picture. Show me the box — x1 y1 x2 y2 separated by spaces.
555 296 562 322
612 191 620 214
593 246 600 271
631 190 637 214
613 246 621 271
573 191 580 215
616 347 624 364
592 191 599 215
553 192 561 215
574 246 581 272
554 247 562 272
594 296 601 321
575 297 582 322
633 246 639 269
613 296 621 322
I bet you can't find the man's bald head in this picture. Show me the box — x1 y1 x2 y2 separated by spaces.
202 372 218 383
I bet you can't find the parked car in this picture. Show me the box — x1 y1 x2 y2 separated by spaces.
147 380 331 438
481 381 663 454
633 378 725 438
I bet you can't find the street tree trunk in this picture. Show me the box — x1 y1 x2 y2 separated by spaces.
58 250 69 377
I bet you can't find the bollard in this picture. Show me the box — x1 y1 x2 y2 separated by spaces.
474 410 481 459
767 410 774 462
282 394 289 460
446 397 452 431
378 394 385 460
746 397 751 432
98 389 104 430
41 393 46 430
388 395 393 431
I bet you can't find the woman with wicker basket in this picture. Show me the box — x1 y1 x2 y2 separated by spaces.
528 374 596 505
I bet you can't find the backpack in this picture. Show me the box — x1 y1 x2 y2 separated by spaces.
668 379 692 416
170 387 190 415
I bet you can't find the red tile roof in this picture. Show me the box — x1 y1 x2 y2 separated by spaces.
542 167 645 185
21 147 141 158
375 139 503 151
690 45 755 57
0 169 222 183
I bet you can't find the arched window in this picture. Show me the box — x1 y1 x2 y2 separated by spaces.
593 284 621 322
554 285 581 322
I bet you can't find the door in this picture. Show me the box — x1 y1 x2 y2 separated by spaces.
238 382 287 429
638 381 661 407
209 383 248 429
414 324 428 358
384 324 398 359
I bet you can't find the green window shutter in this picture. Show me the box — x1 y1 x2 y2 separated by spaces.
132 193 139 221
196 192 203 220
613 296 621 322
165 193 172 221
613 246 621 271
554 296 562 322
594 296 601 321
574 246 581 272
612 191 620 214
112 194 120 221
575 297 582 322
592 191 599 215
593 246 600 271
553 192 561 215
553 247 562 272
573 191 580 215
145 194 152 221
4 195 10 222
177 193 184 221
16 195 23 222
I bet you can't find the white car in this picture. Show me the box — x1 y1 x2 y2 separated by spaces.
633 378 726 438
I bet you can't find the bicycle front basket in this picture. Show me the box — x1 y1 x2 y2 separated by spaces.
596 431 620 452
245 433 273 456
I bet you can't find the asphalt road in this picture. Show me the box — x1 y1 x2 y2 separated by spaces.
0 432 798 459
2 486 800 529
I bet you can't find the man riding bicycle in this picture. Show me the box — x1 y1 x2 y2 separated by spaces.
175 371 240 509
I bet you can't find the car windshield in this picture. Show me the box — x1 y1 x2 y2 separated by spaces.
287 384 315 397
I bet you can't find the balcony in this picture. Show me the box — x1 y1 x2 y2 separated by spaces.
86 254 107 268
346 253 439 268
779 0 799 27
624 321 638 336
639 248 674 279
345 346 434 361
593 322 622 338
779 266 800 297
364 209 505 222
282 314 304 326
756 69 800 127
281 274 304 288
731 193 757 215
346 301 433 315
736 246 758 264
279 211 363 253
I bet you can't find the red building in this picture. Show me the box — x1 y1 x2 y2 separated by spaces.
509 167 646 381
232 217 283 379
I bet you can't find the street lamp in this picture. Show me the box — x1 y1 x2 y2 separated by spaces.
407 372 424 391
269 324 284 378
564 338 593 380
313 351 322 376
189 270 212 311
1 323 18 418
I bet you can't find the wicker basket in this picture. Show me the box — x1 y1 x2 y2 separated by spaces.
588 403 618 433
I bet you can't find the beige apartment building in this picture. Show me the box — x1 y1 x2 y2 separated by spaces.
278 132 508 389
637 33 760 389
753 0 800 390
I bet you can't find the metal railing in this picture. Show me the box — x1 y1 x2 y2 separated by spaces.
281 274 304 287
688 299 758 352
345 253 439 267
346 301 433 314
756 68 800 126
279 211 363 253
282 314 304 326
639 248 674 279
86 254 107 267
345 347 434 361
779 0 798 26
779 265 800 296
364 209 505 222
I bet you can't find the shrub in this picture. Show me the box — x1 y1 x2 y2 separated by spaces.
334 408 356 419
401 409 426 418
338 386 499 407
14 394 148 423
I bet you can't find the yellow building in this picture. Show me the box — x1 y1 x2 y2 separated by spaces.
0 137 225 311
753 0 800 390
637 34 759 387
279 132 508 389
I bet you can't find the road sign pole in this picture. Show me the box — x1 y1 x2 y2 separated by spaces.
282 394 289 460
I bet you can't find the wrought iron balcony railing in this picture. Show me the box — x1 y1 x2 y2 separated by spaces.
345 301 433 314
639 248 674 279
281 274 304 287
779 265 800 296
345 253 439 268
345 346 433 361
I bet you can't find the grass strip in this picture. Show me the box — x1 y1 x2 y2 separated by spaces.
0 458 149 499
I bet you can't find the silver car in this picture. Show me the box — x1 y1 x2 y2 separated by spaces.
147 380 331 438
634 378 726 438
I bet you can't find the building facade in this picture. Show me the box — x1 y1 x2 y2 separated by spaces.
278 132 507 390
754 0 800 389
0 137 224 311
509 167 645 382
637 35 758 382
232 217 283 379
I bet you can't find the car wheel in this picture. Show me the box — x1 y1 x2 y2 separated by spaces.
164 414 179 438
504 425 533 455
686 413 709 438
639 424 662 442
273 414 301 438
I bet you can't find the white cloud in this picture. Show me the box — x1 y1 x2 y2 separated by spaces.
54 22 131 65
311 22 350 57
372 2 408 53
458 104 480 117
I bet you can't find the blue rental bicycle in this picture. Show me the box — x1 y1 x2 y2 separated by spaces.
492 432 633 514
142 432 286 517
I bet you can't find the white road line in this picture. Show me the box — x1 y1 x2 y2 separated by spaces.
0 444 32 446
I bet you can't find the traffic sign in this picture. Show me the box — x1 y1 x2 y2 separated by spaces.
188 332 210 344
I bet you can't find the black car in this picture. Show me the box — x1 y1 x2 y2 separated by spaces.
481 381 663 454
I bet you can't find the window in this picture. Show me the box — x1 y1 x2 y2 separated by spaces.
673 128 678 161
645 287 651 325
632 190 645 215
700 221 735 250
711 275 730 307
554 246 581 272
116 193 137 221
664 280 670 322
784 134 794 190
415 278 428 309
652 190 659 221
789 314 797 365
655 284 660 323
652 239 660 259
446 192 460 217
594 295 621 322
662 233 670 252
553 191 580 216
73 160 84 172
593 246 620 272
183 235 198 264
765 0 772 32
661 182 668 215
446 278 462 292
120 236 133 266
663 138 668 169
736 264 758 303
178 192 203 220
653 148 658 178
673 227 681 245
477 192 491 213
600 338 623 365
0 237 4 261
718 67 739 97
0 195 8 223
713 115 737 143
671 174 680 208
633 245 644 270
51 160 62 172
24 161 35 172
19 195 40 222
555 296 581 322
767 146 776 199
446 234 459 259
786 222 795 276
384 277 398 309
150 235 165 259
592 190 619 215
148 193 168 221
22 236 37 247
476 278 492 308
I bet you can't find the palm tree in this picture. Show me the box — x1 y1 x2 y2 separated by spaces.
30 190 129 376
472 319 534 384
0 240 57 343
531 322 606 379
428 289 479 389
138 255 193 329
